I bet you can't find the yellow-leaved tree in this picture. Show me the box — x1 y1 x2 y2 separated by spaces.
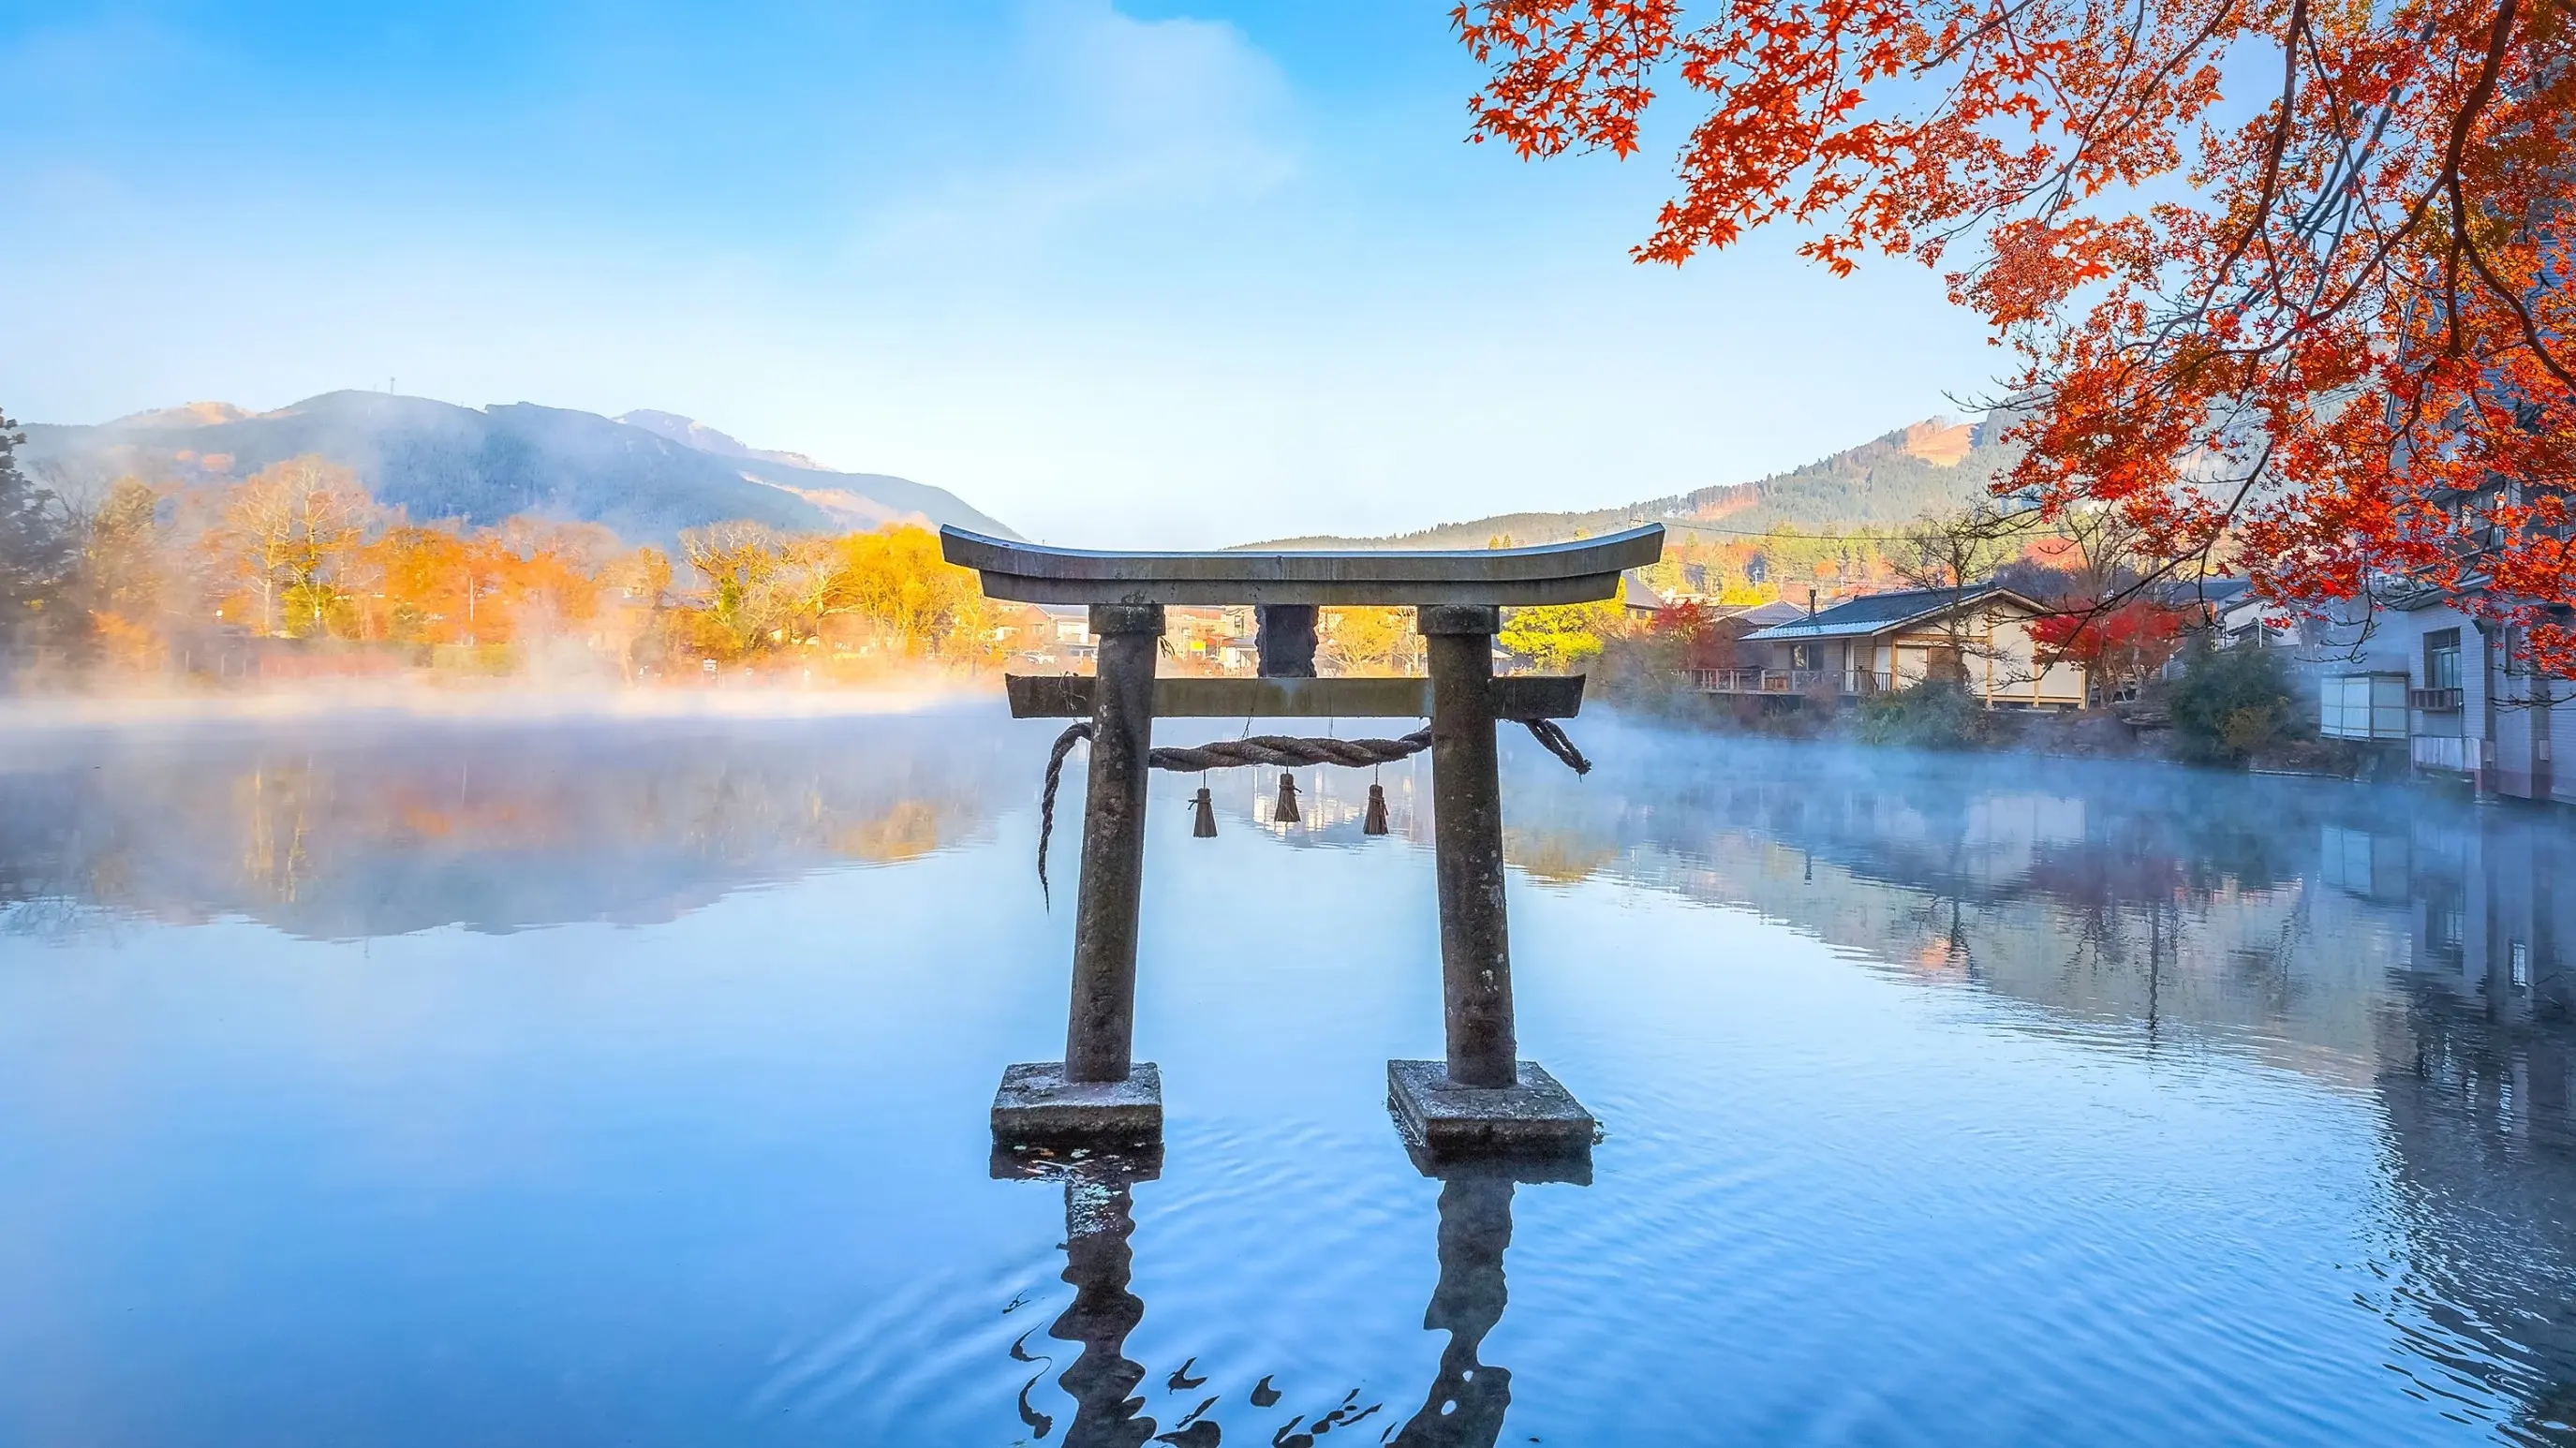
215 457 372 637
1498 600 1623 673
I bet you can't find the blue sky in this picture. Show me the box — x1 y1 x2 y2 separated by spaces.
2 1 2000 544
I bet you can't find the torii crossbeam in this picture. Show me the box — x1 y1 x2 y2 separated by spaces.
943 524 1665 1159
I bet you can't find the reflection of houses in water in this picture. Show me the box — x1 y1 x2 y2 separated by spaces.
1225 753 1432 846
2361 808 2575 1439
0 715 1017 938
2395 816 2574 1023
2373 966 2576 1441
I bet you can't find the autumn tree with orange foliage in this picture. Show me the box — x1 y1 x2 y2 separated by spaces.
1457 0 2576 668
362 525 474 643
351 519 629 649
7 442 990 684
72 478 168 669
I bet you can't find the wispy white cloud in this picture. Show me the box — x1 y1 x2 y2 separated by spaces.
847 1 1295 273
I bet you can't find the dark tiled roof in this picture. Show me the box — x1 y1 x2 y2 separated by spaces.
1741 585 2040 641
1724 600 1809 628
1621 573 1667 610
2151 576 2255 608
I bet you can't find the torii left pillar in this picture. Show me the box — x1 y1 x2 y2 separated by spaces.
991 602 1165 1146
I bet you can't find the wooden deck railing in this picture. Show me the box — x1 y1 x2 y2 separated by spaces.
1684 668 1891 695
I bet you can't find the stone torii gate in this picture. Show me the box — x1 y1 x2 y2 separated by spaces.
942 523 1664 1158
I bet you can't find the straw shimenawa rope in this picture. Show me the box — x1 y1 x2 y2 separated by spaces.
1035 719 1592 898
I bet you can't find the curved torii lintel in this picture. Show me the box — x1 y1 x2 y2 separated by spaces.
940 524 1666 607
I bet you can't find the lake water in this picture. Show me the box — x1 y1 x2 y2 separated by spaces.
1 702 2570 1446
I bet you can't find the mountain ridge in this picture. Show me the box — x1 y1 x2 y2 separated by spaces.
22 392 1018 545
614 409 826 471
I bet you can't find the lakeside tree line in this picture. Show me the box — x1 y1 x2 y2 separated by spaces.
2 397 2280 755
0 421 996 681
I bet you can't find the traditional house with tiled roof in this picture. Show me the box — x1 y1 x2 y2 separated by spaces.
1695 585 2087 708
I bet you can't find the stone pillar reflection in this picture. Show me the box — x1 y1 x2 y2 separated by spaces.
1391 1175 1516 1447
1050 1174 1159 1448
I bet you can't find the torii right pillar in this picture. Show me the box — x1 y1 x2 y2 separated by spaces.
1389 604 1596 1160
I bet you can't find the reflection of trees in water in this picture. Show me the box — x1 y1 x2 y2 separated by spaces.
836 798 947 864
1505 738 2379 914
1498 737 2569 1068
1498 824 1620 886
239 761 318 906
1012 1160 1532 1446
1503 732 2576 1436
0 716 1015 938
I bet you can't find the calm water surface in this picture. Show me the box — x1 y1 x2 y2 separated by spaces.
1 703 2570 1446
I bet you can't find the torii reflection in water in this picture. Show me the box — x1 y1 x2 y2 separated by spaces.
996 1148 1167 1448
999 1146 1573 1448
1385 1169 1520 1447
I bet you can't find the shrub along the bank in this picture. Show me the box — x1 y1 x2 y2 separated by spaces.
2169 644 2305 765
1853 679 2007 749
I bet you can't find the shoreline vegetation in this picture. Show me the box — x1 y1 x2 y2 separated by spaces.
0 436 2372 778
1588 614 2381 780
0 451 2328 779
0 447 1014 695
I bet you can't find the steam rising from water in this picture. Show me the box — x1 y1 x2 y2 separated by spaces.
0 680 982 732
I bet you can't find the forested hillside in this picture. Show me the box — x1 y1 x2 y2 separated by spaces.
1250 419 2010 550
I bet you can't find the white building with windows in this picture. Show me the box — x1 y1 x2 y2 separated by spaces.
2305 590 2569 804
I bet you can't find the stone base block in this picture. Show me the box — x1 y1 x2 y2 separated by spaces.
991 1061 1162 1146
989 1141 1164 1185
1387 1059 1596 1160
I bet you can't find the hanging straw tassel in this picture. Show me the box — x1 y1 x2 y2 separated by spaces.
1031 718 1593 892
1192 786 1218 837
1272 774 1301 823
1363 781 1389 835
